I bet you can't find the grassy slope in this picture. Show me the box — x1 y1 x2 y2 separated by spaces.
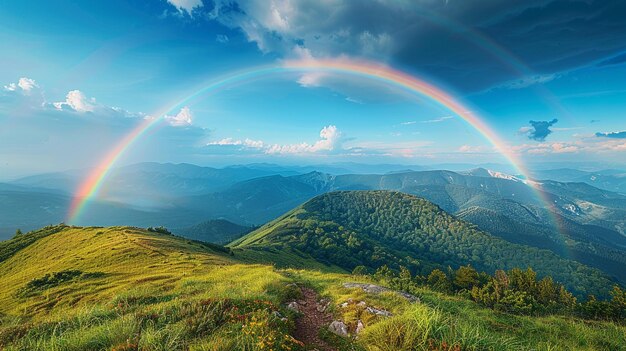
0 225 624 350
232 191 615 298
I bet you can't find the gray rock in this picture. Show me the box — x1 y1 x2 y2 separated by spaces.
287 301 299 312
356 320 365 334
342 282 420 303
317 298 330 312
328 320 349 337
366 306 393 317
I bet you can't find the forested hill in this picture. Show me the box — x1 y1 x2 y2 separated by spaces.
233 190 616 298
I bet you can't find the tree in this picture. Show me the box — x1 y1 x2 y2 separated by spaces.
396 266 413 291
14 229 23 236
374 265 393 282
427 269 451 292
454 265 479 290
352 265 368 276
609 285 626 320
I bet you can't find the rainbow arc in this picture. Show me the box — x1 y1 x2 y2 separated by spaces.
66 59 561 240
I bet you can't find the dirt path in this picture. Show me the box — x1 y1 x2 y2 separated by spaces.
292 287 337 351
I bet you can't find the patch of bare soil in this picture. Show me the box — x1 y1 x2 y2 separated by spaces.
292 287 337 351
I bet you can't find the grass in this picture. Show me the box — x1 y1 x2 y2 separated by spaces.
1 225 624 350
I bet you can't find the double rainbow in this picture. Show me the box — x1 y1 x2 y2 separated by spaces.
67 59 550 227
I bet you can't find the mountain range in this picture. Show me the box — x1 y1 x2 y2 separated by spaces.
2 162 625 285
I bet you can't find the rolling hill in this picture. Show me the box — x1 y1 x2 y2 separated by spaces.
4 165 625 285
189 170 626 283
232 191 616 298
1 221 625 349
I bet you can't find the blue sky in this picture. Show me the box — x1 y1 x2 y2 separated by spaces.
1 0 625 178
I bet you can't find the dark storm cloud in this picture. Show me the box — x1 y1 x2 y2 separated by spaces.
209 0 626 92
526 119 558 141
595 131 626 139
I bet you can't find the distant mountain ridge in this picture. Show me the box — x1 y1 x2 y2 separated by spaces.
527 168 626 194
3 163 625 284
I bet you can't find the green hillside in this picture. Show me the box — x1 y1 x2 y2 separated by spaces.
233 191 615 298
0 224 625 350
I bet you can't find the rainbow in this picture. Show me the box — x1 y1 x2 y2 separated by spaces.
66 58 557 231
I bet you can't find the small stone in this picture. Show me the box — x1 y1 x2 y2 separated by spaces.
342 282 420 303
287 301 299 311
329 320 349 337
365 306 392 317
340 302 349 308
357 301 367 307
317 298 330 312
356 320 365 334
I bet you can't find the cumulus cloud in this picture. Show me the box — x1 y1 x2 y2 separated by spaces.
209 0 397 59
165 106 193 126
595 131 626 139
268 125 343 154
205 125 344 155
0 78 212 175
167 0 203 13
50 91 194 128
53 90 97 112
521 119 558 142
3 77 39 94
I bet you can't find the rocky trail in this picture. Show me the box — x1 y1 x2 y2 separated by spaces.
292 287 337 351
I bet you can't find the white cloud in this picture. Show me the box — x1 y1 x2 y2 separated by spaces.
352 140 433 158
3 83 16 91
3 77 39 94
167 0 203 13
458 145 491 153
297 72 326 88
243 138 265 148
400 121 416 125
268 125 343 154
497 74 559 90
206 125 345 155
421 116 453 123
511 136 626 156
210 0 396 59
53 90 97 112
207 138 265 148
165 106 193 126
18 77 38 92
345 97 363 104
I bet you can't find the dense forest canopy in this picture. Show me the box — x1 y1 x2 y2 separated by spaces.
235 191 616 298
